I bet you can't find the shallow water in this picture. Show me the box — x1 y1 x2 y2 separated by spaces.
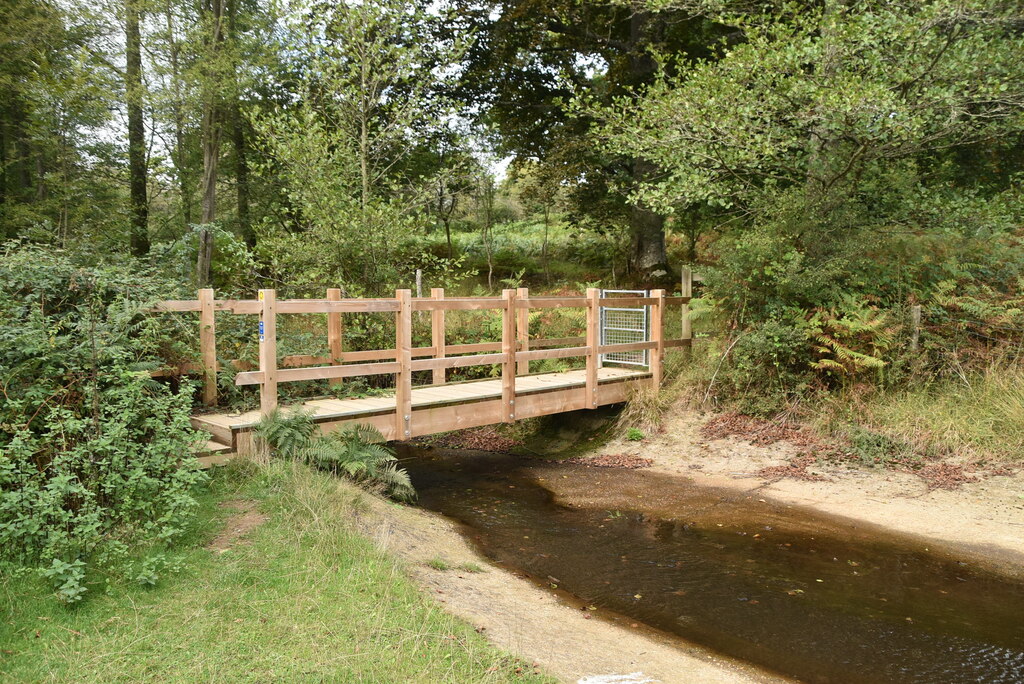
400 447 1024 684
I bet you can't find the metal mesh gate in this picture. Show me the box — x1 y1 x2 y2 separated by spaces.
599 289 649 367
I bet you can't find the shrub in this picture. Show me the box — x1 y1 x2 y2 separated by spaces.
0 243 206 602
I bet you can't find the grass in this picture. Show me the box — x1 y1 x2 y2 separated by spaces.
0 461 551 683
832 363 1024 463
426 557 452 571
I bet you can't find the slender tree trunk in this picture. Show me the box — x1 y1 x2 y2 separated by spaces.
13 104 32 197
197 0 224 286
0 121 7 214
126 0 149 256
542 203 550 283
227 0 251 245
165 5 192 227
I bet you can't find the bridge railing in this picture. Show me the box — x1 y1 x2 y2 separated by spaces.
149 272 694 435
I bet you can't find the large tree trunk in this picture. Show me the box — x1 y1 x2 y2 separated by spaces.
627 12 669 286
125 0 149 256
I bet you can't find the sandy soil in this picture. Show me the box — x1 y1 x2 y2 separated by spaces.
206 499 269 553
591 410 1024 579
345 488 785 684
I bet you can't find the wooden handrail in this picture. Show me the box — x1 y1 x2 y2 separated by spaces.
235 362 401 386
149 274 697 421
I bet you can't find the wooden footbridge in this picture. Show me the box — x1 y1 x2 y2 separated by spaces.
153 275 693 465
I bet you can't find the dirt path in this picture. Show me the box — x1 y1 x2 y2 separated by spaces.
592 411 1024 579
346 489 784 684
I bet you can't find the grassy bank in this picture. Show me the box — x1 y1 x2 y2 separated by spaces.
0 462 550 683
656 340 1022 466
817 363 1024 465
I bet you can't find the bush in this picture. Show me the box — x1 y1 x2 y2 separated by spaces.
0 243 206 602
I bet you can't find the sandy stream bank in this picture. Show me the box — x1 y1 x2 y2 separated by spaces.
347 409 1022 684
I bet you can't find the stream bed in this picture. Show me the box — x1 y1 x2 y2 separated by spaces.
400 446 1024 684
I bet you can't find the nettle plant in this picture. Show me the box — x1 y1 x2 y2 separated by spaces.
0 244 206 602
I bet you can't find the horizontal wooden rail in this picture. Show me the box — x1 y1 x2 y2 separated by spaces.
598 340 658 354
151 296 691 316
664 338 693 348
235 361 401 386
515 346 590 362
277 299 400 313
598 297 659 307
515 297 586 309
410 352 506 372
412 298 508 311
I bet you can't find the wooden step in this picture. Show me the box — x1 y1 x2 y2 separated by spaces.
192 440 234 469
198 439 233 454
191 415 233 444
196 452 235 469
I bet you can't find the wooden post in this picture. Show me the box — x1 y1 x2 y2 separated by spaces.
415 269 423 298
585 287 600 409
502 289 516 422
910 304 922 353
198 288 217 406
327 288 344 387
395 289 413 439
516 287 530 375
650 289 665 387
258 289 277 417
430 288 446 385
681 267 693 356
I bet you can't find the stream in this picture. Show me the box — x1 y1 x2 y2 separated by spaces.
399 446 1024 684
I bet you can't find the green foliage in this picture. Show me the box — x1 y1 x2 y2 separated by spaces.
254 413 415 502
626 427 646 441
426 557 451 571
0 244 207 602
250 0 470 297
253 409 317 460
0 463 551 682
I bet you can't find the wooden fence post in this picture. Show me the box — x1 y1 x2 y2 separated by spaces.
430 288 446 385
650 289 665 387
585 287 600 409
258 289 277 417
516 287 530 375
681 267 693 356
396 289 413 439
198 288 217 406
502 289 517 421
327 288 344 387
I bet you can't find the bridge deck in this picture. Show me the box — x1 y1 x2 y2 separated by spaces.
192 367 649 453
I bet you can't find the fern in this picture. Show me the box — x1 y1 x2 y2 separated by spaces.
254 409 317 459
254 415 416 502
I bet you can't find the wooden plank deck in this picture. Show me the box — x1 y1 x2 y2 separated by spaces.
191 367 648 451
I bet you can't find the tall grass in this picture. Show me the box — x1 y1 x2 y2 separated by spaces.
836 363 1024 462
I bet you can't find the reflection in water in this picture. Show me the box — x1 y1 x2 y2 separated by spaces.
401 447 1024 684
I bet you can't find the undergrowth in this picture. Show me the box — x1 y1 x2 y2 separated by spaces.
0 462 549 682
254 410 416 501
